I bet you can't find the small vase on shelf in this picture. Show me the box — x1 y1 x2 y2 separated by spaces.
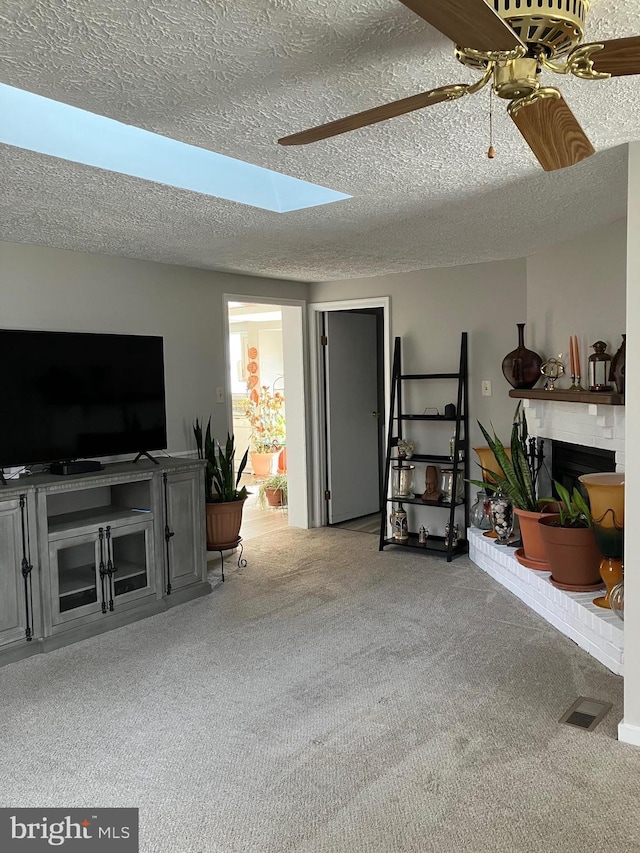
609 334 626 396
502 323 542 390
470 489 492 530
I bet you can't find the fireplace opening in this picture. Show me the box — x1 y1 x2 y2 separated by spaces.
547 440 616 497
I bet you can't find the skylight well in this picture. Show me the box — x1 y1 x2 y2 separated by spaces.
0 83 350 213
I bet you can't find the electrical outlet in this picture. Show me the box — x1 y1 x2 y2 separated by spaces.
481 380 492 397
216 387 225 403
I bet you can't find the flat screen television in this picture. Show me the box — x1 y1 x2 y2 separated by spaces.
0 329 167 468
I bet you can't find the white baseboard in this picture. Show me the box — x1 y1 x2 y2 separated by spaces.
618 720 640 747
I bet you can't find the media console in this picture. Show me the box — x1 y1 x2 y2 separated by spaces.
0 457 208 667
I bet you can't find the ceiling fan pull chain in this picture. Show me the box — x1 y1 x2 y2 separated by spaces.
488 86 496 159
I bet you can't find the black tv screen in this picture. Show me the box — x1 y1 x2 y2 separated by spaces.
0 329 167 467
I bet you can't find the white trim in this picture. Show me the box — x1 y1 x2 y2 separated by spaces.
308 297 391 528
223 293 309 528
618 720 640 747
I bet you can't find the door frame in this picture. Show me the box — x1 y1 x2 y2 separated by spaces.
308 297 391 527
223 293 309 528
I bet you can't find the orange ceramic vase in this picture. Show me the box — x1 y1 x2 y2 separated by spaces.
472 446 512 485
579 473 625 608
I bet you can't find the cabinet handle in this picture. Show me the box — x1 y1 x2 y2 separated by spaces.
163 472 172 596
19 494 34 642
98 527 108 614
106 526 115 612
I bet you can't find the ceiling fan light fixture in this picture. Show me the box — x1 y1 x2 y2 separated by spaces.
493 57 540 99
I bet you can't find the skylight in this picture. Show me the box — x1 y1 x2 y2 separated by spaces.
0 83 351 213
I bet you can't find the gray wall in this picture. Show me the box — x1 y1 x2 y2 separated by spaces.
525 219 627 374
309 258 528 455
0 241 307 454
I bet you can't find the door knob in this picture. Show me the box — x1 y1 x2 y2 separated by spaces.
371 411 380 418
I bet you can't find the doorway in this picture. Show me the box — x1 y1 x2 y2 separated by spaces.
308 298 390 529
224 295 307 530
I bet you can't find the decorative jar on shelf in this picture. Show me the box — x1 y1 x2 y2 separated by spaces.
501 323 542 390
609 334 626 396
440 468 464 503
392 464 415 498
470 489 492 530
445 521 459 548
488 494 514 545
389 504 409 541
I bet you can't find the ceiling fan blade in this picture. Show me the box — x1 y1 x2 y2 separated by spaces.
398 0 525 53
574 36 640 77
278 85 466 146
509 89 595 172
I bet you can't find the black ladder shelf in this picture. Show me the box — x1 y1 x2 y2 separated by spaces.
379 333 469 562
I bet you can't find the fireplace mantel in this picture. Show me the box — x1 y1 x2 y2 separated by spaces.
509 389 624 406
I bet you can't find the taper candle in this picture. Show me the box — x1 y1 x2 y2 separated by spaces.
574 336 581 377
569 336 575 375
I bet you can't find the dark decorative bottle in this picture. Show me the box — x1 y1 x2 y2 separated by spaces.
609 334 626 396
501 323 543 390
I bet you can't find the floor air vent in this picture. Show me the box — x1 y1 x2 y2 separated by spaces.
559 697 612 732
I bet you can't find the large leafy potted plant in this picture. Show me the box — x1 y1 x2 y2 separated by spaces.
468 402 557 567
194 418 249 549
243 385 286 477
538 482 603 591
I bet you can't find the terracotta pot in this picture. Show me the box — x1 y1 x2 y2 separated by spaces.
278 447 287 474
265 487 286 507
513 503 559 567
538 516 604 590
250 451 278 478
205 498 246 549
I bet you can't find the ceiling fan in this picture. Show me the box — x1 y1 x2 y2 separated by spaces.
278 0 640 171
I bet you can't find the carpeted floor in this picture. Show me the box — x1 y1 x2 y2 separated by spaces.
1 526 638 852
331 512 381 535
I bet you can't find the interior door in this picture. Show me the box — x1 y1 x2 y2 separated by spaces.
324 311 381 524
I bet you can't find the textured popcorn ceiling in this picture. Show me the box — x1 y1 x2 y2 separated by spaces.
0 0 638 281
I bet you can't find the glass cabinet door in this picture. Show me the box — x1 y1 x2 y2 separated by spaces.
49 533 100 624
49 520 154 625
109 521 155 604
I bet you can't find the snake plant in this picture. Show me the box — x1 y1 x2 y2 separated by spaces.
467 402 543 511
194 418 248 503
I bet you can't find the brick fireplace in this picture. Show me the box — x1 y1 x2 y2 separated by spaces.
469 397 625 675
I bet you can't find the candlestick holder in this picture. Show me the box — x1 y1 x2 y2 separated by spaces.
568 374 585 391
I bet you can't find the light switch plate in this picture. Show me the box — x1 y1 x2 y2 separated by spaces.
482 380 492 397
216 387 225 403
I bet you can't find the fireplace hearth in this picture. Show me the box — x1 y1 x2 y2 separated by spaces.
468 397 624 674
